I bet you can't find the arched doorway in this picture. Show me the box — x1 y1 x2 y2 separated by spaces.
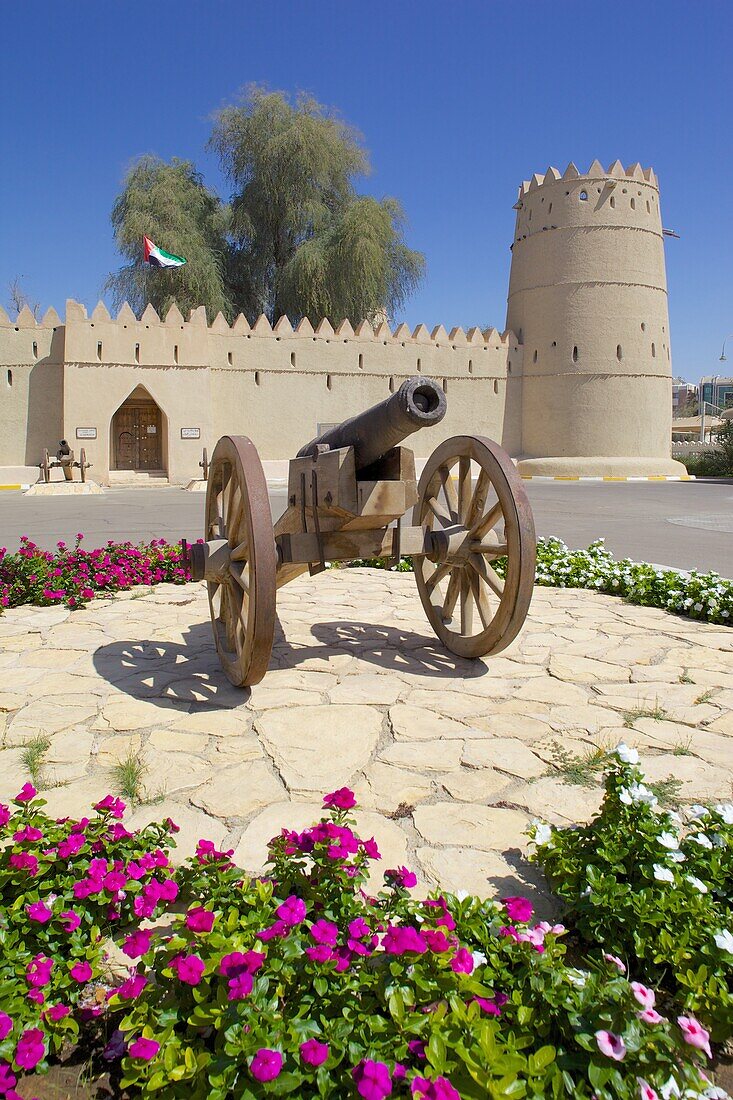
111 387 165 472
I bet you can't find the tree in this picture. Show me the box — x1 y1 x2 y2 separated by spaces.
209 86 424 324
676 393 699 418
7 276 40 319
105 156 232 321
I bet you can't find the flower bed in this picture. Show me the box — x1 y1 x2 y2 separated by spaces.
0 535 189 609
0 782 729 1098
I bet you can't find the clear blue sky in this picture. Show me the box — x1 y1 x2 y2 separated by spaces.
1 0 730 382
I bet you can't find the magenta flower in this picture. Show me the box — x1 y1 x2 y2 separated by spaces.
638 1008 665 1025
0 804 9 827
411 1077 461 1099
362 837 381 860
407 1040 426 1059
353 1059 392 1100
323 787 356 810
116 973 148 1000
276 895 307 926
13 826 43 842
15 1027 45 1070
475 994 508 1017
300 1039 329 1067
27 989 45 1005
595 1030 626 1061
630 981 655 1010
450 947 474 974
603 952 626 972
171 953 205 985
123 929 153 959
305 945 336 964
502 896 533 923
385 866 418 889
637 1080 659 1100
129 1037 160 1061
349 917 371 939
15 783 37 804
103 870 128 892
250 1048 283 1082
27 901 53 924
310 919 339 946
59 910 81 933
93 795 126 819
9 852 38 876
227 972 254 1000
219 951 265 977
258 919 287 941
382 925 427 955
0 1014 12 1040
677 1015 712 1059
0 1062 17 1094
58 833 86 860
45 1003 70 1023
70 961 92 983
185 907 216 933
26 955 53 987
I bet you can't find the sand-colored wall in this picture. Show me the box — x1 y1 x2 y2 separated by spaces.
507 160 684 475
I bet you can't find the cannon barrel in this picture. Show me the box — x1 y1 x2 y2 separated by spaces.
296 376 447 471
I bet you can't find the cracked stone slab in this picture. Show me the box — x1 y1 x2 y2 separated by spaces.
462 738 546 779
257 705 382 792
190 760 284 819
412 802 529 852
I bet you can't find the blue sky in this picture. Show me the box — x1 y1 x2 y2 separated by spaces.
1 0 730 382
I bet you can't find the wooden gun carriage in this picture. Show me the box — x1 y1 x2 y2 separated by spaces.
39 441 92 484
186 377 536 687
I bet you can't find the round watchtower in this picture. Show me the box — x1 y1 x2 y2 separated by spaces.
506 160 686 477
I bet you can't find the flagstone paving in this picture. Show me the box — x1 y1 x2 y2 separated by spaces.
1 571 733 908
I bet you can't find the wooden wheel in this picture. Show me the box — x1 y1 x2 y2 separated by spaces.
413 435 536 659
204 436 276 686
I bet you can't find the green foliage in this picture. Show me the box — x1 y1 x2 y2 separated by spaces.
105 156 232 320
19 736 51 788
530 747 733 1041
682 421 733 478
112 751 148 806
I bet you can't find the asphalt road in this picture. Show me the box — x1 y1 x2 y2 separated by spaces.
1 480 731 577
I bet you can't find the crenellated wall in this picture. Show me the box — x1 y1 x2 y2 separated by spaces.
0 300 522 483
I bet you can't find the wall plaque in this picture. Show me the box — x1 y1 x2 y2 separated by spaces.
181 427 201 439
75 427 97 439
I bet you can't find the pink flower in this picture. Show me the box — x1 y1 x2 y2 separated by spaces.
13 826 43 842
0 1014 12 1040
250 1048 283 1082
423 929 451 953
637 1080 659 1100
123 930 153 959
382 925 427 955
631 981 655 1010
70 961 92 983
677 1015 712 1059
93 795 126 819
349 917 371 939
258 920 287 941
603 952 626 972
185 907 215 933
385 866 418 889
305 945 336 964
276 895 307 926
15 1027 45 1070
59 910 81 933
219 951 265 977
450 947 474 974
411 1077 461 1100
45 1003 70 1023
323 787 356 810
15 783 37 804
362 837 381 860
27 989 45 1005
0 804 9 827
27 901 53 924
300 1039 329 1067
26 955 53 987
0 1061 17 1094
475 993 508 1016
170 954 205 986
502 896 533 923
310 920 339 946
9 852 38 876
638 1008 665 1025
408 1040 426 1059
103 870 127 892
129 1037 160 1061
115 973 148 1000
595 1030 626 1061
353 1059 392 1100
227 972 254 1000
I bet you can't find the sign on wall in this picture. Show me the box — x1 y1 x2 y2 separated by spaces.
181 427 201 439
75 427 97 439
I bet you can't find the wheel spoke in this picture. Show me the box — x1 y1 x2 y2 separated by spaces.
465 469 490 531
471 539 509 558
442 569 461 623
227 483 244 544
460 569 474 634
224 581 242 652
468 552 505 598
230 562 249 592
424 494 453 529
439 466 459 522
467 567 494 629
457 457 472 523
425 561 451 595
230 535 249 562
471 500 503 540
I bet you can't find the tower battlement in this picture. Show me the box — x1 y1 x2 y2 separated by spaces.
517 160 658 199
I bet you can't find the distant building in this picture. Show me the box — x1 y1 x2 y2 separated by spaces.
700 376 733 410
672 381 697 416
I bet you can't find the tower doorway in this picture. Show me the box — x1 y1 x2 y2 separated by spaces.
111 390 164 471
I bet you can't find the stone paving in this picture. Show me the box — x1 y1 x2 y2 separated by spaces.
1 570 732 908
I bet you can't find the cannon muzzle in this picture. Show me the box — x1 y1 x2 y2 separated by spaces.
296 376 446 471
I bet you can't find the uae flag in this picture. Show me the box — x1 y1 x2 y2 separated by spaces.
143 236 187 269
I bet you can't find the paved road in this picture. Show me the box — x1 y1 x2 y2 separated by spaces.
0 480 731 576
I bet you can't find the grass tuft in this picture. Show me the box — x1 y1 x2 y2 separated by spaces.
547 742 608 788
695 689 715 705
20 735 51 787
672 736 694 757
112 751 148 805
622 700 669 728
678 671 694 684
648 775 684 809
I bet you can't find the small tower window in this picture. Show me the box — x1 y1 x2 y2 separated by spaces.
227 351 232 365
134 343 140 363
651 343 656 358
579 190 588 201
572 346 579 362
255 371 261 385
388 376 395 393
174 345 179 364
326 374 332 390
291 352 296 367
548 202 552 213
416 357 421 373
641 322 646 332
97 341 103 361
533 350 538 363
7 369 12 386
358 353 363 370
442 378 448 393
630 198 636 210
493 379 499 394
610 196 616 208
551 340 557 347
32 341 38 358
616 345 623 361
529 209 532 221
646 200 650 213
468 359 473 374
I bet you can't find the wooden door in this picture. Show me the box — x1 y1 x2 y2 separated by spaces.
113 402 162 470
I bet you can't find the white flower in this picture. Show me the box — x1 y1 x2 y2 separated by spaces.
688 805 709 819
471 951 487 968
658 831 680 850
619 787 633 805
614 742 639 765
715 803 733 825
653 864 675 883
694 602 703 612
701 1085 730 1099
623 782 658 809
533 822 553 846
685 875 708 893
660 1077 681 1099
669 850 686 863
454 889 469 901
714 929 733 954
565 968 588 988
690 833 713 849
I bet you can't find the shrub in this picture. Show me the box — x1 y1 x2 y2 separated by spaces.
0 534 190 610
682 422 733 478
530 745 733 1042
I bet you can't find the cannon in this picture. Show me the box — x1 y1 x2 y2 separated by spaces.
39 441 92 484
186 377 536 687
